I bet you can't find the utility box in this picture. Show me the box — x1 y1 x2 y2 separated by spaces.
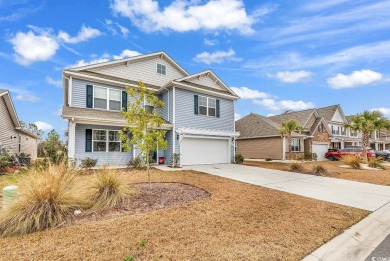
3 185 18 208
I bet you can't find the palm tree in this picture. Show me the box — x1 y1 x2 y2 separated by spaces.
344 110 390 163
279 120 303 160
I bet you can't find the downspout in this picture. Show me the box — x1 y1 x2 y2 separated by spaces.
282 135 286 161
172 86 176 159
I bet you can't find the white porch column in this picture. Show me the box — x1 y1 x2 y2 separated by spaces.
375 142 379 150
282 136 286 161
67 121 76 159
341 140 345 149
172 87 176 156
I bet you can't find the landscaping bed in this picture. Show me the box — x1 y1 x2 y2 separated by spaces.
0 168 368 260
244 160 390 186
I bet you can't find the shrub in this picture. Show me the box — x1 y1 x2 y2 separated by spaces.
312 153 318 161
313 165 328 176
80 157 98 170
304 153 313 161
341 155 361 169
0 163 86 237
87 168 134 210
368 158 385 170
127 157 144 169
0 154 12 171
290 162 303 172
235 154 244 164
265 158 272 161
171 153 181 167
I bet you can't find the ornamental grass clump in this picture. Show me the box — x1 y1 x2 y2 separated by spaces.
290 162 303 172
313 164 329 176
87 168 134 210
0 163 87 237
341 155 361 169
368 157 385 170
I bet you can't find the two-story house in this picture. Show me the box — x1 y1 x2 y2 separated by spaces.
0 89 38 159
61 51 239 166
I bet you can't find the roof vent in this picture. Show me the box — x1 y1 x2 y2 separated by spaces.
284 110 293 114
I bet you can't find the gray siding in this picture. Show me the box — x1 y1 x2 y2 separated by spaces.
161 91 169 121
74 123 133 166
187 76 225 91
89 56 186 88
173 88 235 162
71 78 137 108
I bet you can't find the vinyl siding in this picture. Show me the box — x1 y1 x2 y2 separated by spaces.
71 78 137 108
237 137 283 160
89 56 186 87
174 88 235 162
186 76 224 90
74 123 133 166
0 96 38 159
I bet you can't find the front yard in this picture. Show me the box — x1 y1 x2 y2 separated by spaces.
244 160 390 186
0 168 368 260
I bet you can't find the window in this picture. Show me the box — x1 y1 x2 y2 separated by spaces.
318 123 324 133
92 130 121 152
198 95 216 117
144 96 154 114
291 138 301 152
350 130 358 137
156 63 166 75
93 86 122 111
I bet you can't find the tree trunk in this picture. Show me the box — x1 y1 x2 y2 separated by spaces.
361 132 369 163
146 148 151 185
288 135 292 160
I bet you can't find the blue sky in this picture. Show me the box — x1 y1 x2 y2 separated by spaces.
1 0 389 136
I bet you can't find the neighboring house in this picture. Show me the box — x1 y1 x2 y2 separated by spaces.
0 89 38 160
235 110 331 160
61 51 239 166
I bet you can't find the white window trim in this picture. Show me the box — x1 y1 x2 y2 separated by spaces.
156 62 167 76
92 85 122 111
92 129 122 153
291 138 301 152
198 95 216 117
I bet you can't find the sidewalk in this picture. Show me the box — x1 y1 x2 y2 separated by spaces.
303 202 390 261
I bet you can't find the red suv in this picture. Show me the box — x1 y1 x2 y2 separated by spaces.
325 147 375 161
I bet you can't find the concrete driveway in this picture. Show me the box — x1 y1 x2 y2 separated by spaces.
182 164 390 211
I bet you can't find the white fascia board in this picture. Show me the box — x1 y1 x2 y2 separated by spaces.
172 82 239 100
3 92 20 127
176 127 240 137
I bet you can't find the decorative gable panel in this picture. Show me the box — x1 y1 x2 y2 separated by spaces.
186 75 224 91
331 108 346 123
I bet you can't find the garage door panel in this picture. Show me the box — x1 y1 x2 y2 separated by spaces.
181 137 229 165
312 144 329 160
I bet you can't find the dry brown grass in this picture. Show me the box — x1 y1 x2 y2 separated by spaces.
0 163 87 237
87 168 135 210
341 155 361 169
0 169 367 260
245 160 390 186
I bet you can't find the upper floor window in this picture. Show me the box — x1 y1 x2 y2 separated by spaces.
318 123 324 133
199 96 216 117
350 130 358 137
94 86 121 111
291 138 301 152
144 96 154 113
156 63 166 75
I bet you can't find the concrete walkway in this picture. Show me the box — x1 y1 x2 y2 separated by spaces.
181 164 390 211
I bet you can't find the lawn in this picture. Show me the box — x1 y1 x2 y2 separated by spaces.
0 169 368 260
245 160 390 186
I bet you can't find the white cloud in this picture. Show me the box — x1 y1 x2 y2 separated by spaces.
273 70 312 83
254 98 315 111
52 106 62 116
116 22 129 37
204 38 218 46
58 25 102 44
34 121 53 131
112 49 141 59
10 31 59 65
46 76 62 88
327 69 382 89
235 113 241 121
110 0 261 34
193 49 241 64
370 108 390 117
303 0 349 11
231 86 269 99
67 49 142 68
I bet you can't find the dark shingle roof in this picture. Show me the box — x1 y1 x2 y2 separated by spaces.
268 109 315 127
317 105 339 122
0 89 7 95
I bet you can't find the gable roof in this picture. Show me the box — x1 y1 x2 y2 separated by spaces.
65 51 189 76
268 109 316 127
0 89 38 139
316 104 348 123
174 70 238 98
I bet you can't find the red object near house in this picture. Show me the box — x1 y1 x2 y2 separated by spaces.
324 147 375 161
159 157 164 164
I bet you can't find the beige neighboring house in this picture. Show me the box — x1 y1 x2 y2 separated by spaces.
0 89 38 160
235 109 332 160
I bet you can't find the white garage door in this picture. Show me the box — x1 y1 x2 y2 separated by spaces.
181 137 229 165
312 144 329 160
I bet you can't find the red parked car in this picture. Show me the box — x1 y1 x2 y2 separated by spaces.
325 147 375 161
